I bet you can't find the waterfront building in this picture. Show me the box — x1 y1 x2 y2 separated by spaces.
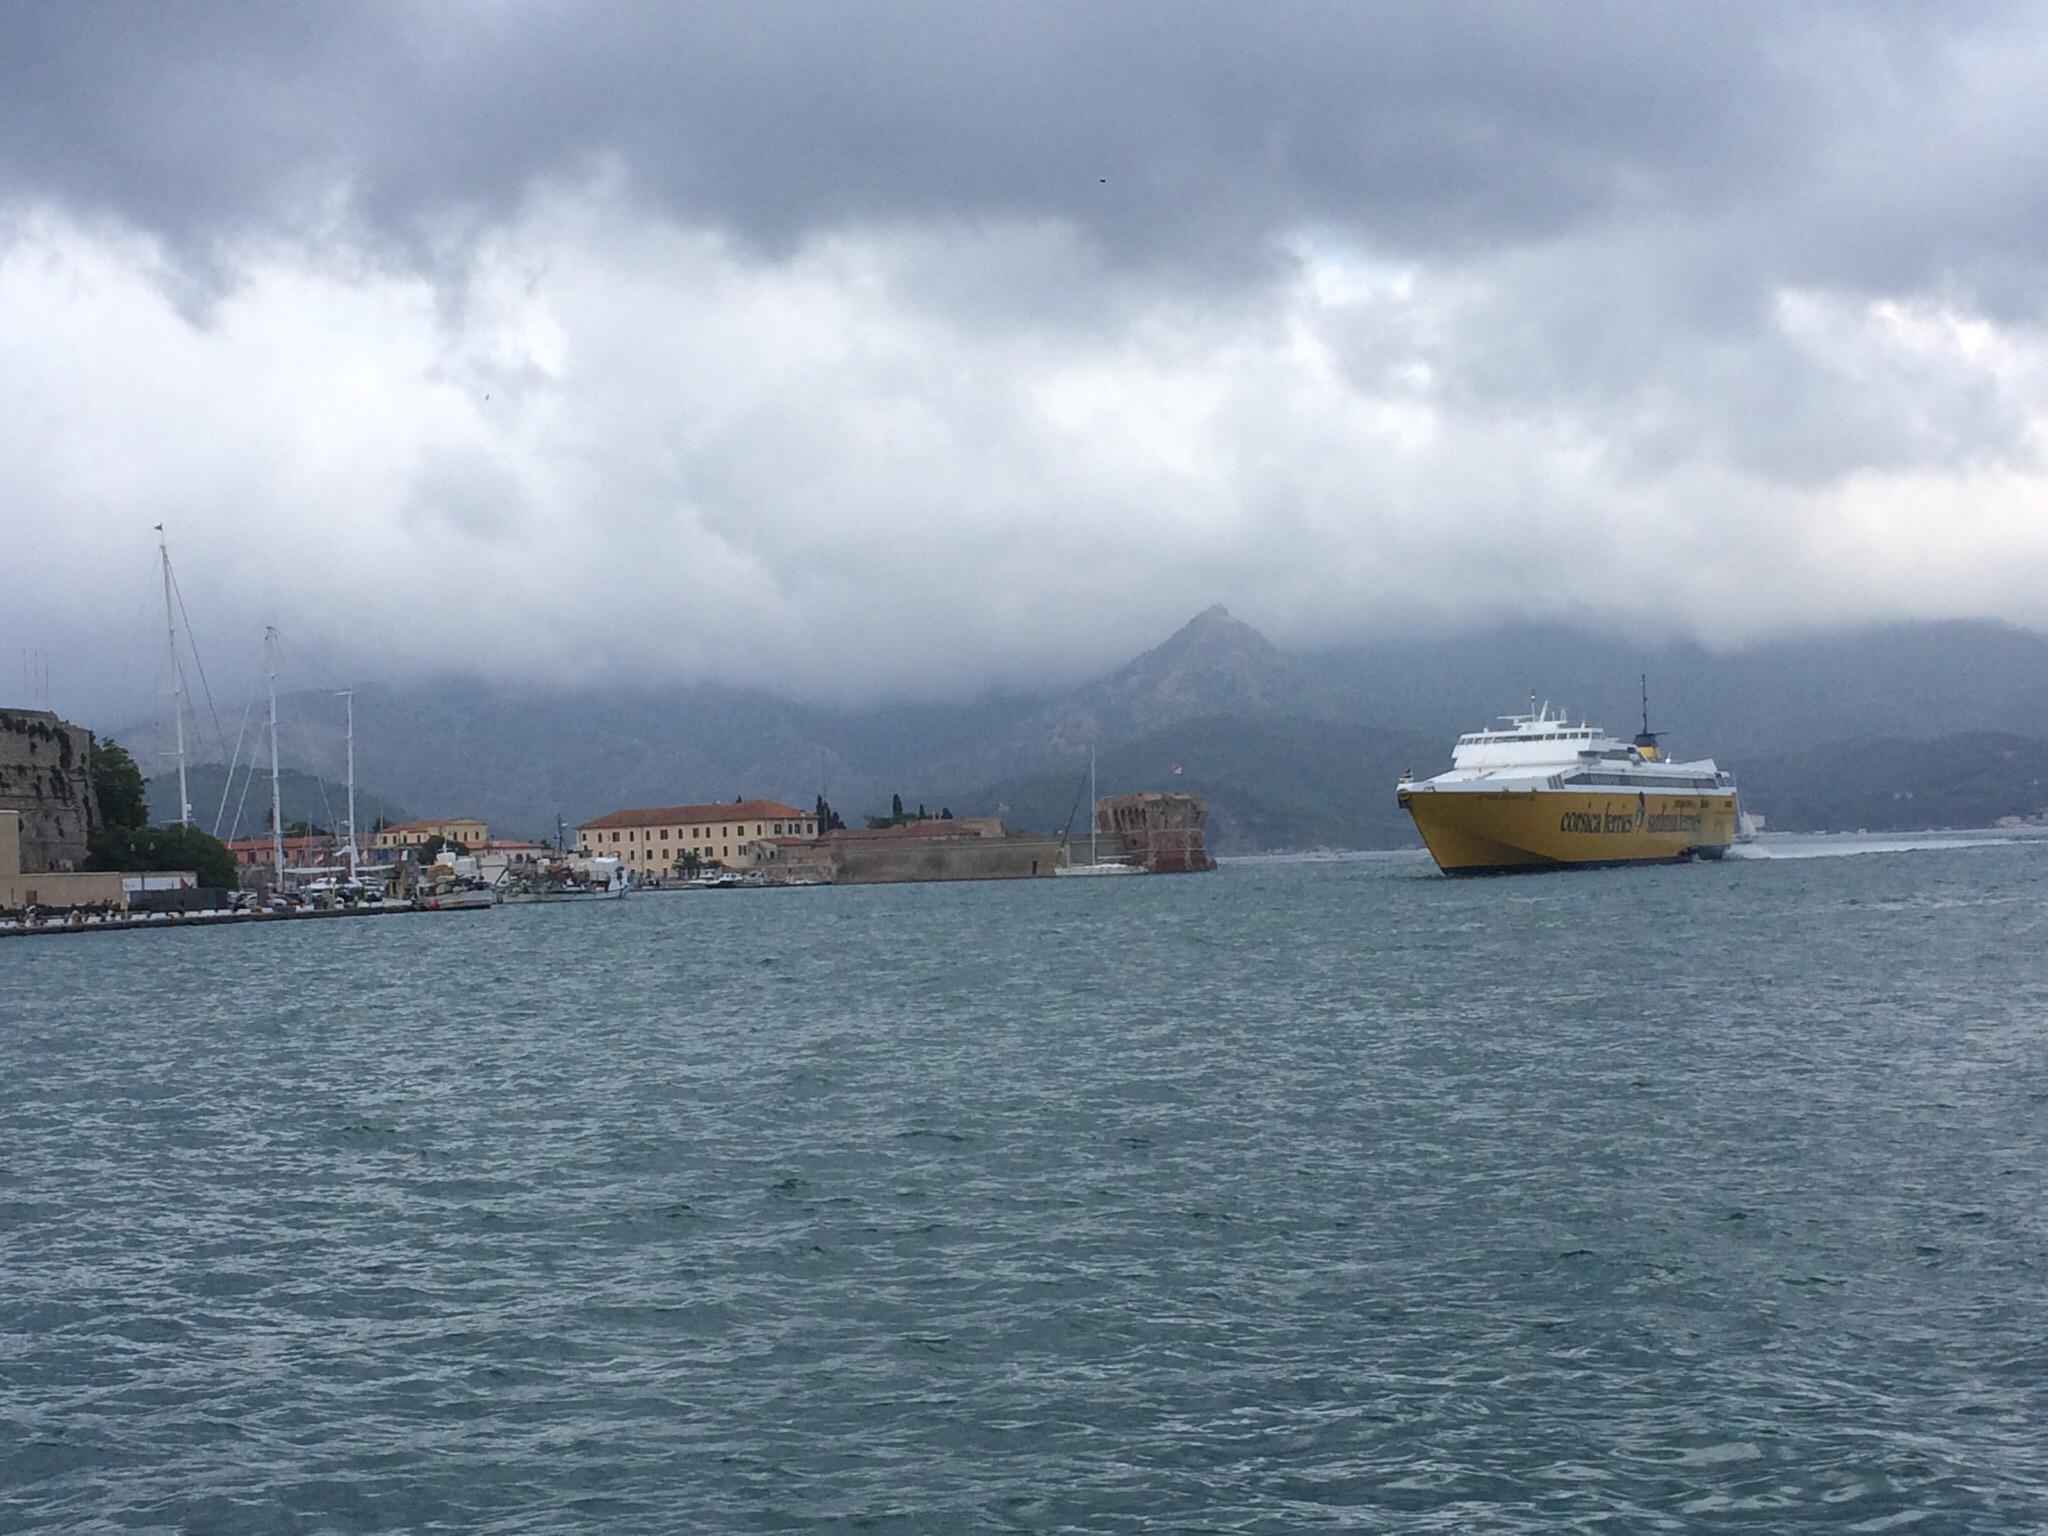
368 817 490 857
226 833 340 870
576 800 817 874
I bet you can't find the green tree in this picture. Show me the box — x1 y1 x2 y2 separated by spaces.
89 737 148 831
83 735 238 886
891 793 904 823
86 823 239 888
417 834 467 863
147 824 240 889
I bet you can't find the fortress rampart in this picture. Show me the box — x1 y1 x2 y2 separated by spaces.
0 709 101 872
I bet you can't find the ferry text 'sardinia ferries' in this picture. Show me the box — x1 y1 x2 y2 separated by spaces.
1397 698 1739 875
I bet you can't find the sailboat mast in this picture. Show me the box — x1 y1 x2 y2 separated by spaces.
1089 746 1098 866
158 527 190 826
339 687 357 881
266 626 284 886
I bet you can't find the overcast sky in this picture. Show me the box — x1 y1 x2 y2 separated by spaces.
7 2 2048 725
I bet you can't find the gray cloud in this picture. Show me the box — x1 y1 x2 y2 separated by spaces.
5 2 2048 729
4 4 2023 279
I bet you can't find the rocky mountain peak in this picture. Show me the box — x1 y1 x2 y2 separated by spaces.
1153 603 1281 662
1041 606 1311 748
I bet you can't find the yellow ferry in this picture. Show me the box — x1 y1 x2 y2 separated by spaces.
1398 694 1739 875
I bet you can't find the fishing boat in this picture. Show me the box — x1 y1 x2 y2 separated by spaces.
499 854 628 903
417 849 498 909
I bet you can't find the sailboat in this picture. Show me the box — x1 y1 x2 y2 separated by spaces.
1055 747 1144 877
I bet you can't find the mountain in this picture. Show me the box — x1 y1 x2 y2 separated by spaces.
1302 619 2048 763
1041 605 1326 745
145 766 411 840
106 610 2048 850
955 713 1438 855
1734 732 2048 832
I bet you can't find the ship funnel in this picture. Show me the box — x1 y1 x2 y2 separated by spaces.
1633 673 1662 760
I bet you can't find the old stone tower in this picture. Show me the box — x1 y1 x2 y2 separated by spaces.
0 709 102 872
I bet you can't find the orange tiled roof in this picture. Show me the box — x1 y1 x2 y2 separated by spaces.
577 799 809 831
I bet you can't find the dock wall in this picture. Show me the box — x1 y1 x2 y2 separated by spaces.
1 811 127 911
831 833 1067 884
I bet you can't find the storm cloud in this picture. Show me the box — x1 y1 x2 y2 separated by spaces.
5 2 2048 721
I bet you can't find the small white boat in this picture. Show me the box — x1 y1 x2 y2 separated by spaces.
1055 858 1144 877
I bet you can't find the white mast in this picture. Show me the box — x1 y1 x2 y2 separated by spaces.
1089 746 1098 867
266 626 284 886
338 688 357 881
158 526 191 826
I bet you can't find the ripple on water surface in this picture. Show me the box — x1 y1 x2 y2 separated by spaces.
5 846 2048 1531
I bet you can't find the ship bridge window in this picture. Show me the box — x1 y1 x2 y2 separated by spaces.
1566 772 1727 791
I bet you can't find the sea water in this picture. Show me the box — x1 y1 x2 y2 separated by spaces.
4 840 2046 1531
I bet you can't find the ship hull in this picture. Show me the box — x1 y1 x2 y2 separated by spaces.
1400 788 1738 876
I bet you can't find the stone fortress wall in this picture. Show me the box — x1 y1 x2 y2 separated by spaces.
0 709 101 873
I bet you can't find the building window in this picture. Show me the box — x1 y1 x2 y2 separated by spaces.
660 829 668 840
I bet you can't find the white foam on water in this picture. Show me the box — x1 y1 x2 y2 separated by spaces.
1728 833 2027 861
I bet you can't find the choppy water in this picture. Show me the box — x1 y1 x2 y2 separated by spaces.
6 840 2048 1532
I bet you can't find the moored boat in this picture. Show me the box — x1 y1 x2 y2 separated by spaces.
499 855 628 903
1398 693 1739 875
1054 745 1148 878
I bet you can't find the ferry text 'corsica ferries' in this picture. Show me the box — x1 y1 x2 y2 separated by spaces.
1397 697 1739 875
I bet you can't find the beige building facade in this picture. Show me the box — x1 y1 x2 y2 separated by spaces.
370 817 489 853
577 800 818 874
